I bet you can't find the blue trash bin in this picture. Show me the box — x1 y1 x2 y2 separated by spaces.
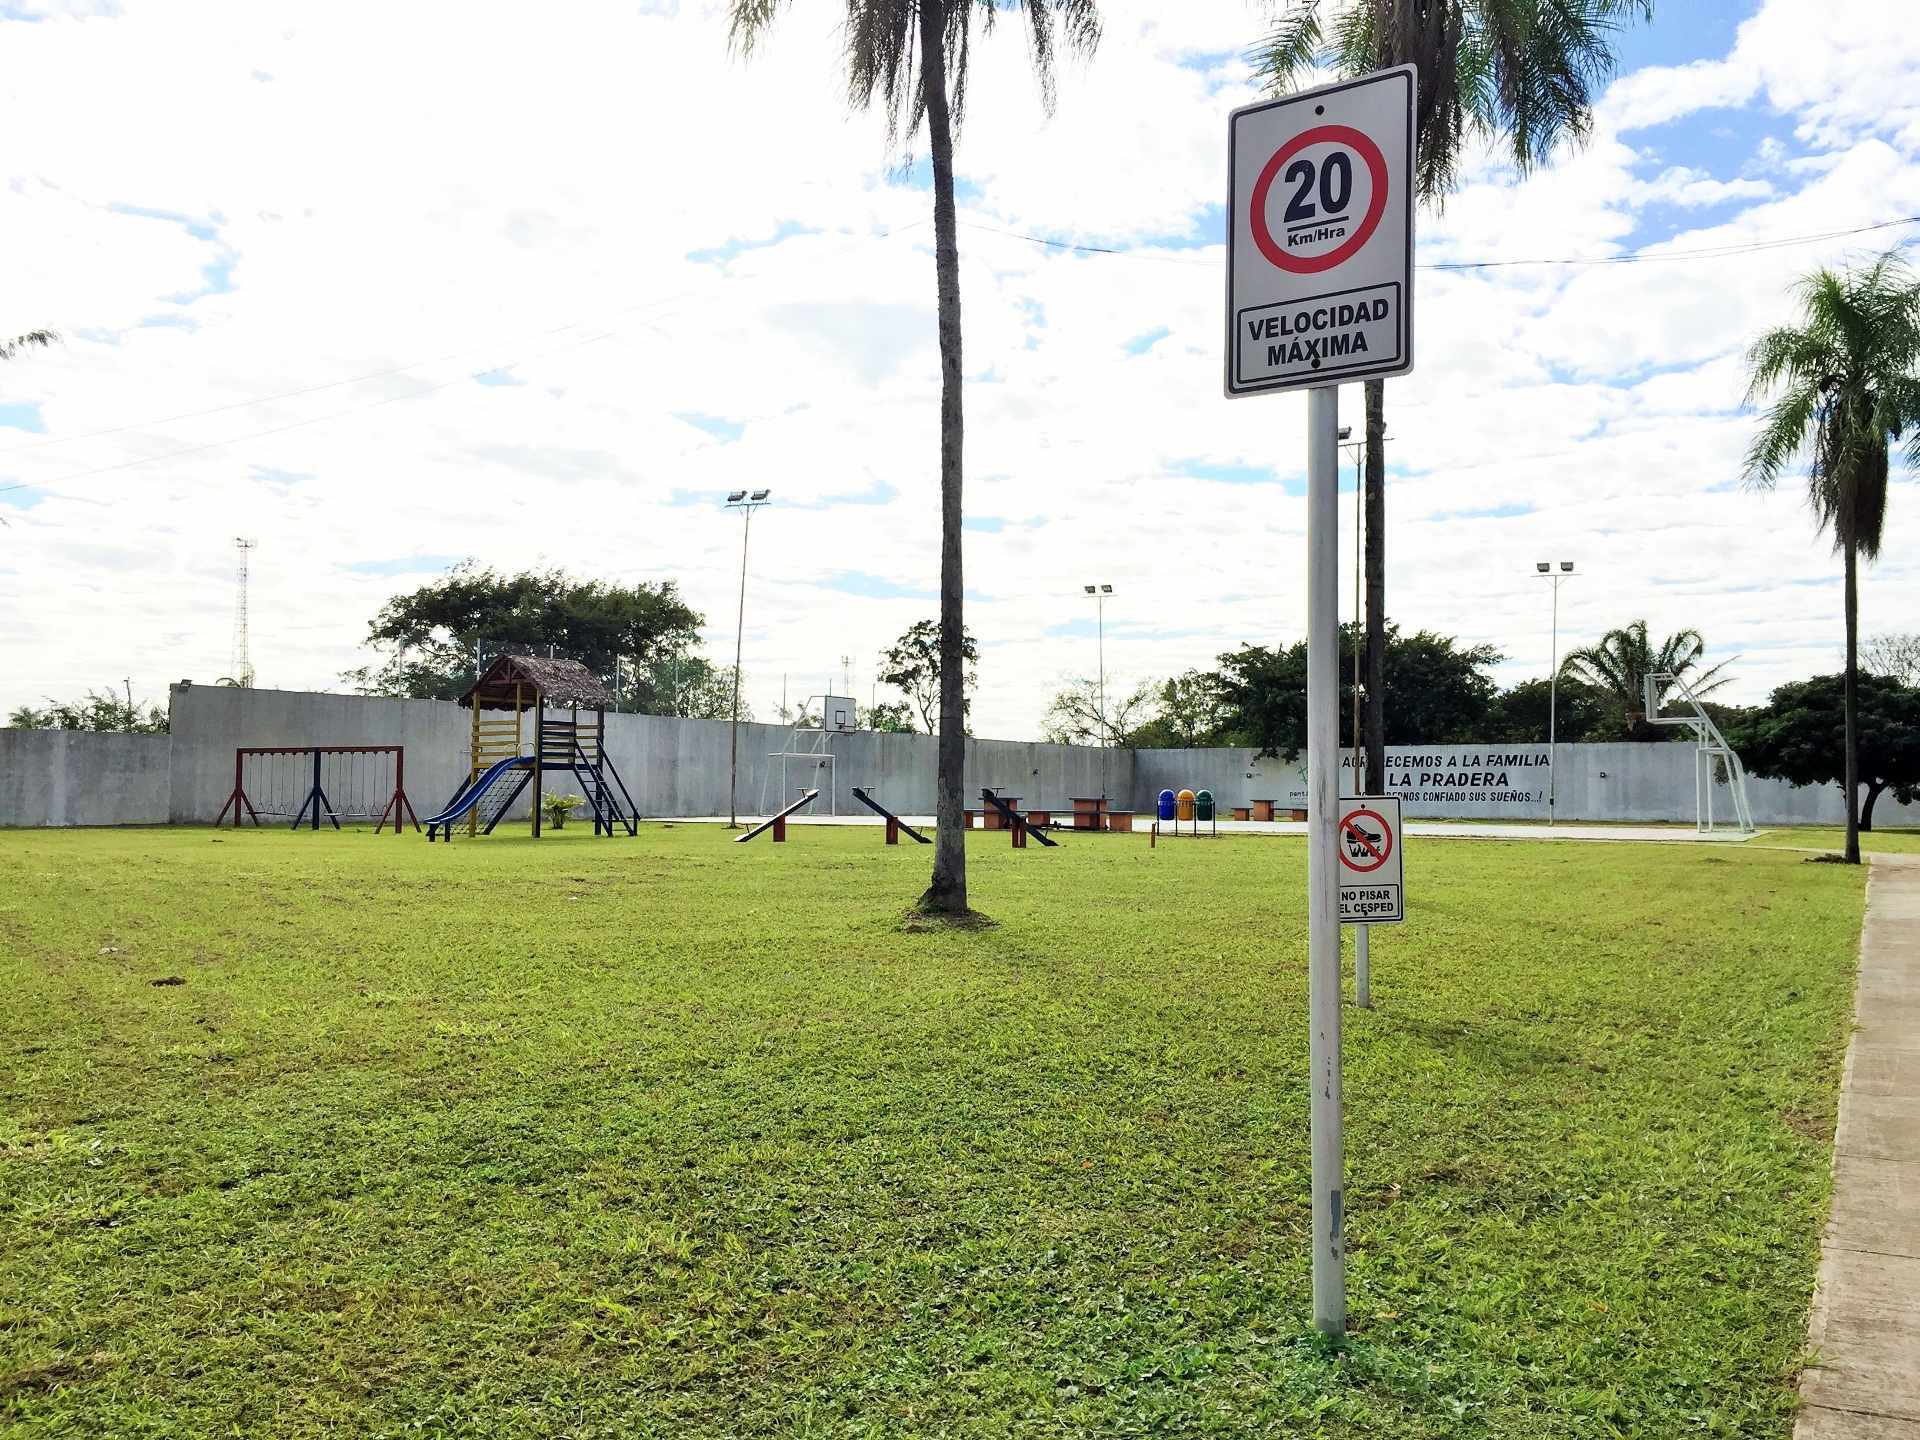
1157 788 1177 822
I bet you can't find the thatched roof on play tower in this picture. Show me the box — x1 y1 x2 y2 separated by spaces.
459 654 616 711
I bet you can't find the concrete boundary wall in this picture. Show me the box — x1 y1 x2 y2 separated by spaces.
0 730 171 827
160 684 1129 827
2 682 1913 829
1133 743 1920 828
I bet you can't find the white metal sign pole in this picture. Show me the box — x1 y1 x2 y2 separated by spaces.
1305 382 1346 1335
1227 62 1413 1343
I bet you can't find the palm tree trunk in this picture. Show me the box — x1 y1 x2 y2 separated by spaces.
1844 539 1860 865
917 0 970 915
1362 378 1386 790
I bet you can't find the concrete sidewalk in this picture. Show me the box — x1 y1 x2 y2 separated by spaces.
1798 854 1920 1438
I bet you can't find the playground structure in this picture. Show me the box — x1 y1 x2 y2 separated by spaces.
759 695 856 817
736 788 819 843
425 655 639 841
1644 671 1757 834
981 788 1057 848
215 745 419 832
850 787 931 844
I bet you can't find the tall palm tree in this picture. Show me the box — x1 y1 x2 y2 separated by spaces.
1255 0 1652 793
1743 251 1920 865
730 0 1099 915
1559 619 1731 739
0 329 58 361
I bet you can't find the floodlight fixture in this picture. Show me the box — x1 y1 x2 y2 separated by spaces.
1083 584 1096 594
1338 426 1352 440
1560 560 1574 573
1535 561 1550 573
726 490 747 503
1100 584 1113 594
750 488 771 501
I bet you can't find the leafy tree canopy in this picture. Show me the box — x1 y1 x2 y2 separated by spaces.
8 687 168 734
1728 671 1920 830
1039 676 1155 747
1559 620 1733 740
638 654 747 722
1484 675 1613 745
1215 623 1502 758
877 619 979 735
865 700 918 734
1865 632 1920 688
344 563 702 704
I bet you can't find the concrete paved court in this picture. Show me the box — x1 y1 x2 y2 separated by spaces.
1797 855 1920 1438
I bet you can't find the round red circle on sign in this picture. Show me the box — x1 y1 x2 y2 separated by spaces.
1249 124 1389 275
1338 808 1394 872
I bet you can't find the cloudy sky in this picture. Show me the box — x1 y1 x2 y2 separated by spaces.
3 0 1916 740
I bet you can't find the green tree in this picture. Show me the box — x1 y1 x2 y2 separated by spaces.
1214 623 1500 760
1743 251 1920 862
637 654 747 721
877 619 979 735
1487 675 1611 745
1256 0 1652 789
0 329 58 361
1728 673 1920 832
729 0 1100 916
1558 620 1731 741
8 687 168 734
1151 669 1229 748
1864 632 1920 687
1038 676 1154 747
343 562 702 703
865 700 918 733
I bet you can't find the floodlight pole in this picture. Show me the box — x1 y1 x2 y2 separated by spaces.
1306 384 1346 1336
726 492 771 827
1086 583 1113 801
1537 562 1575 826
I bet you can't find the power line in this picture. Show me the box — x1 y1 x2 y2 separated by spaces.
1425 213 1920 271
941 212 1920 270
7 211 1913 507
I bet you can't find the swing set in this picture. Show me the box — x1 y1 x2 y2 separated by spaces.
215 745 420 832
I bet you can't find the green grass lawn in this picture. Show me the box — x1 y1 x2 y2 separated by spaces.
1751 826 1920 854
0 824 1866 1438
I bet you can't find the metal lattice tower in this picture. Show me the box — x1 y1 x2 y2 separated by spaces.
230 538 257 687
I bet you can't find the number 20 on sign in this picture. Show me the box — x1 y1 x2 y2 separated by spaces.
1224 66 1416 396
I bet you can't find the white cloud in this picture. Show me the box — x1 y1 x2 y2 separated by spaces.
1 0 1916 746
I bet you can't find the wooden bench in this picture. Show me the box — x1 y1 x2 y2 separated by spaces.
1105 810 1135 833
1250 799 1278 822
1231 806 1251 821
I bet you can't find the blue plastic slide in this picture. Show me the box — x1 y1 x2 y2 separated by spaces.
424 755 530 837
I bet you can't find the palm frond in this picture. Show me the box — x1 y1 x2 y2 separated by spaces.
725 0 788 56
1251 1 1327 94
0 329 59 361
1741 379 1818 492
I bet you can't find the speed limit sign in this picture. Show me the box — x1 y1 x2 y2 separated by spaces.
1225 66 1414 396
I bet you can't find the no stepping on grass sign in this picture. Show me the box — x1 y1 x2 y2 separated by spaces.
1338 796 1403 924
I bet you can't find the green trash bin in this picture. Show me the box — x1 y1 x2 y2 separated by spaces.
1195 789 1215 823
